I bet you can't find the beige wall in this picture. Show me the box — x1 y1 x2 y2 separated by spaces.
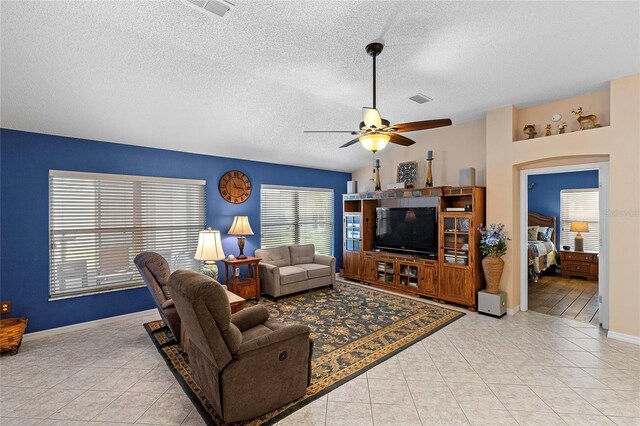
352 118 486 192
486 74 640 339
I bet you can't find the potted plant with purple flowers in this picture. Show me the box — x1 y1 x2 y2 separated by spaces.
478 224 510 294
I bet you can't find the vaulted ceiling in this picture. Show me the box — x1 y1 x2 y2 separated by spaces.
1 1 638 172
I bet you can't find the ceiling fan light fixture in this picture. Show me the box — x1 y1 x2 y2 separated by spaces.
359 133 390 153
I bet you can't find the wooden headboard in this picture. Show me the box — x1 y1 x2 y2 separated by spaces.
528 211 556 242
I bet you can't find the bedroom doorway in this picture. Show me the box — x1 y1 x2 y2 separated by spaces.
519 162 609 330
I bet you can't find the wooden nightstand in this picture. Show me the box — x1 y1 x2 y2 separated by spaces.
560 250 598 281
221 256 262 301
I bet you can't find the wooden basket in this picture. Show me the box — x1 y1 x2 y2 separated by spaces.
0 317 28 355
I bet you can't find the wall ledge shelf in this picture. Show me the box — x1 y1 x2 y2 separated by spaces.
513 124 611 143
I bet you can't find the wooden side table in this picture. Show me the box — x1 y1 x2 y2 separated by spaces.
221 256 261 301
560 250 598 281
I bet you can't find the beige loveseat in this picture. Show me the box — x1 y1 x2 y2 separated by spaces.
255 244 335 299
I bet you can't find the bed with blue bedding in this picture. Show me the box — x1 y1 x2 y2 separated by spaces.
528 212 558 282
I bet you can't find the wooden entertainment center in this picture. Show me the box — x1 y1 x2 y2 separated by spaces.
342 186 486 310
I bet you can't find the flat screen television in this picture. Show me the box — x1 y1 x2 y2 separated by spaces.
374 207 438 257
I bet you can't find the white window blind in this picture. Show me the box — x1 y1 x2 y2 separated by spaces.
261 185 334 256
560 188 599 252
49 171 205 299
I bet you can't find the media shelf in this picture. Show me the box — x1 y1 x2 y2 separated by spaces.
342 186 486 310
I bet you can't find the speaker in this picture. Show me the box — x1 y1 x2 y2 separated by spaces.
459 168 476 186
478 290 507 318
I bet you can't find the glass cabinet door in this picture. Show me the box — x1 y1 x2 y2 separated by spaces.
345 214 361 253
442 215 470 266
398 263 419 289
376 261 394 284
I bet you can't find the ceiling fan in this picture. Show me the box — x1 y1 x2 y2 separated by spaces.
304 42 452 153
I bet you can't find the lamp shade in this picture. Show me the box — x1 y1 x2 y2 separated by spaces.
228 215 254 236
570 221 589 233
194 228 226 261
359 133 390 153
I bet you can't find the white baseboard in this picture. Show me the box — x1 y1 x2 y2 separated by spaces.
507 305 520 316
22 309 158 342
607 330 640 346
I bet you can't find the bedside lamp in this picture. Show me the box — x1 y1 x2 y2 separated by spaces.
228 215 254 259
570 221 589 252
194 228 225 280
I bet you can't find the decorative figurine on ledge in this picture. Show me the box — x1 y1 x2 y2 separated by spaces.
523 124 537 139
545 124 552 136
572 106 601 130
558 121 568 134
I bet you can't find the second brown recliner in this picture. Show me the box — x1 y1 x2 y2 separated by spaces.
168 270 313 423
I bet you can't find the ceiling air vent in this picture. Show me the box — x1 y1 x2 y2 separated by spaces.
184 0 235 18
409 93 433 104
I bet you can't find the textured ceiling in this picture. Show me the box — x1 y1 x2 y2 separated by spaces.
1 1 639 172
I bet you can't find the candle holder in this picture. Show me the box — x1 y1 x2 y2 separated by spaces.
426 158 434 187
374 159 382 191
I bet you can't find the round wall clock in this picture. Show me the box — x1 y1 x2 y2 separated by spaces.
219 170 252 204
397 161 418 188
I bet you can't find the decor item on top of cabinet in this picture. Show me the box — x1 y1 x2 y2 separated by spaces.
397 161 418 188
219 170 251 204
558 121 568 134
425 150 434 187
478 224 510 294
523 124 537 139
545 124 552 136
374 159 382 191
572 106 601 130
347 180 358 194
459 167 476 186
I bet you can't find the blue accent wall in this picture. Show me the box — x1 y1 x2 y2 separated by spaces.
1 129 351 332
527 170 599 246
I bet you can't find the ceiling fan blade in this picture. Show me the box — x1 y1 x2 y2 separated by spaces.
339 137 362 148
303 130 358 133
391 118 452 133
388 133 416 147
362 107 382 128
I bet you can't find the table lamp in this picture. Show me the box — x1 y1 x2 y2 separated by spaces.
194 228 225 280
228 215 254 259
570 221 589 251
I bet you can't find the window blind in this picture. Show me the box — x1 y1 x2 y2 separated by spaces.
560 188 599 252
261 185 334 256
49 171 205 299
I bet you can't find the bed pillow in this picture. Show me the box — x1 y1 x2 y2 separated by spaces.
527 226 539 241
537 226 553 242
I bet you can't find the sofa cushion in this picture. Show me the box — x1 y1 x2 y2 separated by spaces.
255 246 291 267
279 266 308 285
295 263 331 279
289 244 315 265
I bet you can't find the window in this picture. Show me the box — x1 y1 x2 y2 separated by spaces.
261 185 334 255
49 171 205 299
560 188 599 252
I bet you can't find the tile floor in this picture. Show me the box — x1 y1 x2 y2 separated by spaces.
1 287 639 426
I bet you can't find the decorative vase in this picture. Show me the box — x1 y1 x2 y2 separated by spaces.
481 255 504 294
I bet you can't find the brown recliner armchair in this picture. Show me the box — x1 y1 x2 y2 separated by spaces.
168 270 313 423
134 252 181 342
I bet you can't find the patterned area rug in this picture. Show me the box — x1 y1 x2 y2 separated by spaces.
144 280 464 426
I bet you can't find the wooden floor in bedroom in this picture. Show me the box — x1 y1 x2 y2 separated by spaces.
528 274 600 326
